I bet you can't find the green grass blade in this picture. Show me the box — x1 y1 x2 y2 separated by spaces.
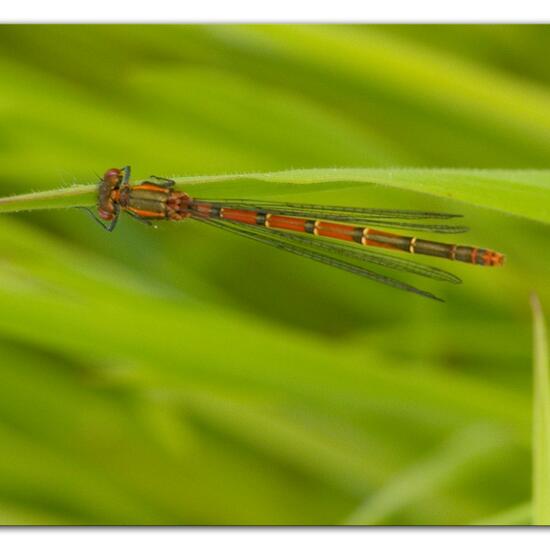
344 424 510 525
0 185 96 214
1 169 549 225
532 293 550 525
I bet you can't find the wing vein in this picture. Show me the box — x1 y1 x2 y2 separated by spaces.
194 215 445 302
193 199 467 233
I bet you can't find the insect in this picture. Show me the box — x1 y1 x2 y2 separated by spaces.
86 166 504 302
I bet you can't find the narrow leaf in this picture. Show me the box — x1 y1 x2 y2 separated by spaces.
532 293 550 525
0 169 549 225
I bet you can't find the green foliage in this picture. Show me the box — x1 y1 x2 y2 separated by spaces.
0 24 549 525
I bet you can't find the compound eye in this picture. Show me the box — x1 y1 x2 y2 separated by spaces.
103 168 122 185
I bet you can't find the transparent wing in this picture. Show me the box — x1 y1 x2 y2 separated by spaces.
193 198 468 234
240 224 462 285
194 215 447 302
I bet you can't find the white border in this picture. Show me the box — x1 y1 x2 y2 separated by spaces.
1 528 549 550
1 0 550 23
0 2 547 547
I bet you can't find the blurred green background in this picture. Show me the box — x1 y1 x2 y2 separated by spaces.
0 24 549 525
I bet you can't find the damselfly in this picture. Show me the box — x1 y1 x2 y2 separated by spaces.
86 166 504 302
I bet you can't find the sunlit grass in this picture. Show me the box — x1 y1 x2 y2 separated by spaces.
2 168 549 226
532 293 550 525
